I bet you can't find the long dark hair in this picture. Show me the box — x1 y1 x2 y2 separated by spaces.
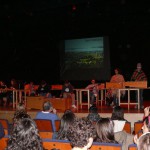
111 106 126 121
95 118 117 143
6 118 43 150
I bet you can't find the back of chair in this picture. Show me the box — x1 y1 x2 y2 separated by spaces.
34 119 53 132
128 143 137 150
91 142 122 150
0 136 9 150
34 119 54 139
0 119 10 135
123 121 131 134
55 120 61 132
42 139 122 150
134 121 143 135
42 139 71 150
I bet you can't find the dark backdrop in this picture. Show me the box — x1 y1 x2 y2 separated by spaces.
1 0 150 87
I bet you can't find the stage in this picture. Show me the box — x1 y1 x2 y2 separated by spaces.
0 99 149 130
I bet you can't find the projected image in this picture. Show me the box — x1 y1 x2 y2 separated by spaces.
65 37 104 69
59 36 111 81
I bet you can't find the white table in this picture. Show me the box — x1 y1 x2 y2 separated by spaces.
118 88 140 110
74 89 90 109
97 88 107 106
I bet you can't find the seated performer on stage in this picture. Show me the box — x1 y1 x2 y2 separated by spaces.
85 79 99 107
37 80 52 98
106 68 125 107
131 62 147 109
60 80 76 109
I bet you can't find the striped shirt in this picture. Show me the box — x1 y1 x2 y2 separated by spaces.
131 69 147 81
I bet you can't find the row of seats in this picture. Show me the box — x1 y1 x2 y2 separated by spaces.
0 118 143 136
0 118 141 150
43 139 137 150
0 137 137 150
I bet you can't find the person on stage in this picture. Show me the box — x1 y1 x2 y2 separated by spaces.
106 68 125 107
60 80 76 109
131 63 147 109
85 79 99 107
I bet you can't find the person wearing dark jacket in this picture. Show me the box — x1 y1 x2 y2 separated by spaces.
60 80 76 109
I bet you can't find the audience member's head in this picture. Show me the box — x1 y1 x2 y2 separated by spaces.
142 116 150 133
43 101 52 112
138 132 150 150
95 118 117 143
16 102 25 111
67 118 96 150
13 103 27 123
89 106 98 113
57 109 76 140
111 106 126 121
13 112 31 126
87 106 100 122
6 118 43 150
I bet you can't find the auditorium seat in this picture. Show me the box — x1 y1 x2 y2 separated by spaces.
123 121 131 134
0 136 9 150
42 139 122 150
54 120 61 132
34 119 54 139
0 119 11 135
128 143 137 150
134 121 143 135
91 142 122 150
42 139 71 150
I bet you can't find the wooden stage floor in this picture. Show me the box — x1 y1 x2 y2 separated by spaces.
0 99 150 128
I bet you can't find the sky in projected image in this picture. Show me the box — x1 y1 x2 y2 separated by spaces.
64 37 104 69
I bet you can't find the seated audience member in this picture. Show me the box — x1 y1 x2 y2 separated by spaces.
67 118 96 150
137 132 150 150
134 115 150 145
13 112 31 127
60 80 76 109
57 109 76 140
15 102 26 111
111 106 128 122
37 80 52 98
35 101 60 132
111 106 134 150
95 117 118 143
86 106 100 123
11 102 28 129
85 79 99 107
6 118 43 150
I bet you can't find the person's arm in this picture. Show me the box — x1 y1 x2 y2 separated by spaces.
133 134 138 144
110 75 115 82
131 71 136 81
51 107 57 114
142 71 147 81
